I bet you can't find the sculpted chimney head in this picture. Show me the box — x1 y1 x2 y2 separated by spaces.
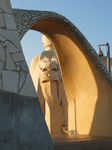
42 35 53 51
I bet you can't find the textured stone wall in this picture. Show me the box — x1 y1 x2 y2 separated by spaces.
0 0 37 97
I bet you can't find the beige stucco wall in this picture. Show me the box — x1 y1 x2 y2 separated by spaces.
32 20 112 136
30 20 112 137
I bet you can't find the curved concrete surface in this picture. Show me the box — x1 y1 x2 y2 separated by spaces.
13 9 112 136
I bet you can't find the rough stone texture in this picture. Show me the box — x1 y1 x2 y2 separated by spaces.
13 9 112 86
0 90 54 150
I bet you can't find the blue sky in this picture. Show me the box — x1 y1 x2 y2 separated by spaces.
10 0 112 67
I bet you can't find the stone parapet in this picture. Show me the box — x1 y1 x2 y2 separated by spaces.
0 90 54 150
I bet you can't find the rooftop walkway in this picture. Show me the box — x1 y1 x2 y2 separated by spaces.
52 134 112 150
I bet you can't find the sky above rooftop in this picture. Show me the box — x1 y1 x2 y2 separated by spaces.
10 0 112 67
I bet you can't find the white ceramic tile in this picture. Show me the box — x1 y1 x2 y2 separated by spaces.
6 49 16 70
23 71 27 77
0 13 5 28
0 61 4 76
2 70 19 93
12 52 25 62
0 9 3 13
19 73 37 97
5 41 10 46
0 44 5 61
20 61 29 72
0 79 2 89
17 66 20 71
4 14 16 30
19 71 25 90
0 35 6 42
7 42 19 53
0 29 22 51
15 62 20 66
0 0 12 14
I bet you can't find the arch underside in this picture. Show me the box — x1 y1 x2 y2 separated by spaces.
13 9 112 86
13 9 112 136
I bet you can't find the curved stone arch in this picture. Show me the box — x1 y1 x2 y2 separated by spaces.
13 9 112 136
13 9 112 86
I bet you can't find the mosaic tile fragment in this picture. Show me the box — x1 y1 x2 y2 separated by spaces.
0 0 12 14
12 52 25 62
0 61 4 76
7 42 19 53
0 79 2 89
19 73 37 97
19 71 25 90
0 44 5 61
0 29 22 51
20 61 29 72
4 13 16 30
5 49 16 70
0 13 5 28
